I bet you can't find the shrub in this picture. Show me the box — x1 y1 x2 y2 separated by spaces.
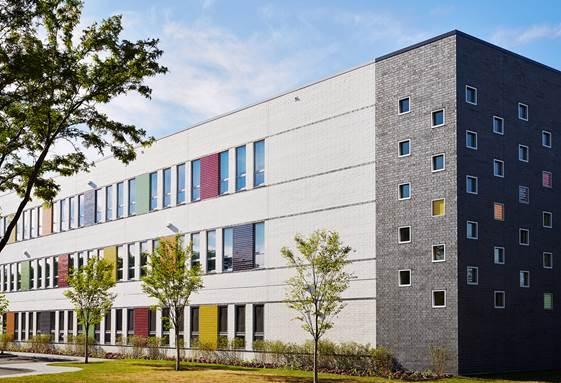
146 337 164 360
129 336 148 359
429 345 450 376
0 333 14 354
29 334 54 354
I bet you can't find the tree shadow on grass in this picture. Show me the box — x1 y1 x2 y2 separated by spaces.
476 370 561 382
129 362 261 373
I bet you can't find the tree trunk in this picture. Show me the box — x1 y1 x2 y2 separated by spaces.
313 336 318 383
84 324 89 364
175 331 180 371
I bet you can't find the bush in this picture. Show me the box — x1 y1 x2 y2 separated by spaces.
0 333 14 354
129 336 148 359
146 337 164 360
29 334 54 354
429 345 450 376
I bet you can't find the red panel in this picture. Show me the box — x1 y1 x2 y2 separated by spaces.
200 153 219 200
134 307 149 337
58 254 69 288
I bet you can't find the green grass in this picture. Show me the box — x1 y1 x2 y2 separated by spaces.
0 359 559 383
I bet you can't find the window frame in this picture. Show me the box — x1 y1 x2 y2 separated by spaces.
465 85 477 105
493 159 504 178
431 198 445 217
518 144 529 163
431 109 445 128
466 221 478 240
398 139 411 157
542 130 552 148
494 246 505 265
492 116 504 135
431 153 446 173
466 175 478 194
543 252 553 269
544 293 554 310
398 96 411 115
543 211 553 228
398 183 411 200
254 140 265 187
518 185 530 204
398 226 411 244
494 202 505 221
398 269 412 287
467 266 479 285
518 102 529 121
432 290 446 308
466 130 478 150
494 291 506 309
432 244 446 263
519 270 530 288
519 228 530 246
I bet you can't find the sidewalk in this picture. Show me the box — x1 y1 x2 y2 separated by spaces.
0 352 105 379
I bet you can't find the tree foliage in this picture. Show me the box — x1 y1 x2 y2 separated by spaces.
0 0 167 253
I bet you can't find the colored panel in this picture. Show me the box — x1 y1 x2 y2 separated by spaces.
20 261 31 291
83 190 95 226
136 173 150 215
200 153 219 200
58 254 69 288
6 214 16 244
134 307 149 337
104 246 117 282
41 204 52 235
5 312 15 336
233 224 254 271
199 305 218 350
432 199 445 216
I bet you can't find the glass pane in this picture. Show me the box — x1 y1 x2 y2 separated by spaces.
220 151 229 194
177 164 186 203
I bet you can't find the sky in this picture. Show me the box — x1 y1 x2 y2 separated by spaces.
82 0 561 142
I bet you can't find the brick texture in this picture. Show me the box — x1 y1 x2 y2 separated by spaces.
134 307 149 337
58 254 69 288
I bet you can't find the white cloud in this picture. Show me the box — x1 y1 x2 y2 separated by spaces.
491 23 561 47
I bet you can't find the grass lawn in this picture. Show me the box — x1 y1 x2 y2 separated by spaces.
1 359 560 383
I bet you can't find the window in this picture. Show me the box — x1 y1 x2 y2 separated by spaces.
128 178 136 215
518 185 529 204
116 309 123 338
116 182 124 218
543 171 552 188
235 145 246 191
69 197 76 229
253 304 264 341
519 271 530 288
117 246 124 281
95 189 103 223
542 130 552 148
60 199 68 231
465 85 477 105
190 307 199 346
518 102 528 121
218 306 228 340
223 228 233 272
467 266 478 285
128 244 136 280
176 164 186 204
140 241 149 277
493 116 504 135
432 244 445 262
31 208 38 237
54 257 58 287
431 109 445 127
219 151 229 195
398 226 411 243
519 228 530 246
254 140 265 187
466 176 478 194
544 293 553 310
432 154 445 172
543 211 553 228
494 291 505 309
543 252 553 269
494 203 504 221
78 194 85 227
191 160 201 201
52 201 59 233
432 199 445 217
494 247 505 264
467 221 478 239
398 97 410 114
493 159 504 177
106 185 113 220
235 305 245 344
398 139 411 157
163 167 171 208
518 145 529 162
466 131 477 149
398 183 411 200
254 222 265 268
207 230 216 273
399 270 411 286
191 233 200 268
149 172 158 210
432 290 446 308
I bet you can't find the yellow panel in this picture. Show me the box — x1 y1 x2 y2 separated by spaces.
104 246 117 281
199 305 218 350
432 199 445 217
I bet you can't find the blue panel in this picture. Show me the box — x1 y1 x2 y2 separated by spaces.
233 224 254 271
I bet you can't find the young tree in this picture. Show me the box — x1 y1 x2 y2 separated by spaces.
281 230 354 383
0 0 167 253
64 257 116 363
0 293 10 354
142 235 203 371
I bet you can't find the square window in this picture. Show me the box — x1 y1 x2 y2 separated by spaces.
465 85 477 105
432 244 446 262
466 176 478 194
544 293 553 310
467 266 479 285
493 116 504 135
466 131 477 149
543 252 553 269
542 131 552 148
467 221 478 239
543 211 553 228
398 183 411 200
398 139 411 157
494 203 504 221
543 171 552 188
432 199 445 217
494 246 505 264
518 145 529 162
493 159 504 177
399 270 411 286
518 185 530 204
399 97 410 114
432 109 445 127
432 154 445 172
519 271 530 288
494 291 505 309
432 290 446 308
398 226 411 244
518 102 528 121
519 228 530 246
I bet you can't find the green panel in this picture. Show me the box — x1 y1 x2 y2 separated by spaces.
20 261 31 290
136 173 150 215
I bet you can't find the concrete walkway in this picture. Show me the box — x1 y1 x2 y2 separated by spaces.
0 352 105 379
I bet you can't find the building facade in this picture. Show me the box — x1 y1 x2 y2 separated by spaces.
0 30 559 374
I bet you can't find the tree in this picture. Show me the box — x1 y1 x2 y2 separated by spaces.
142 235 203 371
281 230 355 383
0 293 10 354
0 0 167 253
64 257 116 363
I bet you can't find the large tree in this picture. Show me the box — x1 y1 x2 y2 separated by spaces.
64 257 116 363
0 0 167 253
142 235 203 371
281 230 355 383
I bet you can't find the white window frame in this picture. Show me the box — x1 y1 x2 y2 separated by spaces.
431 153 446 173
518 144 529 163
494 202 505 221
431 198 445 217
398 96 411 115
465 85 478 105
398 269 412 287
544 293 554 310
466 130 478 150
494 246 505 265
543 252 553 269
518 102 529 121
466 175 478 194
432 290 446 308
494 291 506 309
519 228 530 246
432 244 446 263
467 266 479 285
542 130 552 148
519 270 530 288
467 221 478 240
493 116 504 135
518 185 530 204
431 109 446 128
543 171 553 188
398 139 411 157
493 159 504 178
398 183 411 200
543 211 553 228
398 226 411 244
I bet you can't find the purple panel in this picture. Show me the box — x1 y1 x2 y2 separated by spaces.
200 153 219 200
233 224 254 271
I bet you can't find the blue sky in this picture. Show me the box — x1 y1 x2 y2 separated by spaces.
85 0 561 139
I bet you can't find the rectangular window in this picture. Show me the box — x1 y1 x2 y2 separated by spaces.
223 228 233 272
466 176 478 194
465 85 477 105
544 293 553 310
543 171 553 188
60 199 68 231
78 194 85 227
543 211 553 228
493 159 504 177
253 304 264 341
218 306 228 338
431 109 445 127
235 305 245 344
432 290 446 308
466 130 477 149
117 246 124 281
254 222 265 268
190 307 199 346
467 266 479 285
398 139 411 157
140 241 149 277
399 270 411 286
149 172 158 210
398 226 411 244
398 97 410 114
69 197 76 229
493 116 504 135
519 271 530 288
398 183 411 200
106 185 113 220
518 145 529 162
432 244 445 262
494 203 504 221
432 154 445 172
163 167 171 208
191 160 201 201
254 140 265 187
518 185 530 204
128 178 136 215
128 244 136 280
219 151 229 195
191 233 200 268
467 221 478 239
52 201 59 234
31 208 38 238
494 291 505 309
543 252 553 269
432 199 445 217
177 164 186 204
235 145 246 191
494 246 505 264
519 228 530 246
207 230 216 273
95 189 103 223
518 102 528 121
116 182 124 218
542 130 552 148
54 256 58 287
